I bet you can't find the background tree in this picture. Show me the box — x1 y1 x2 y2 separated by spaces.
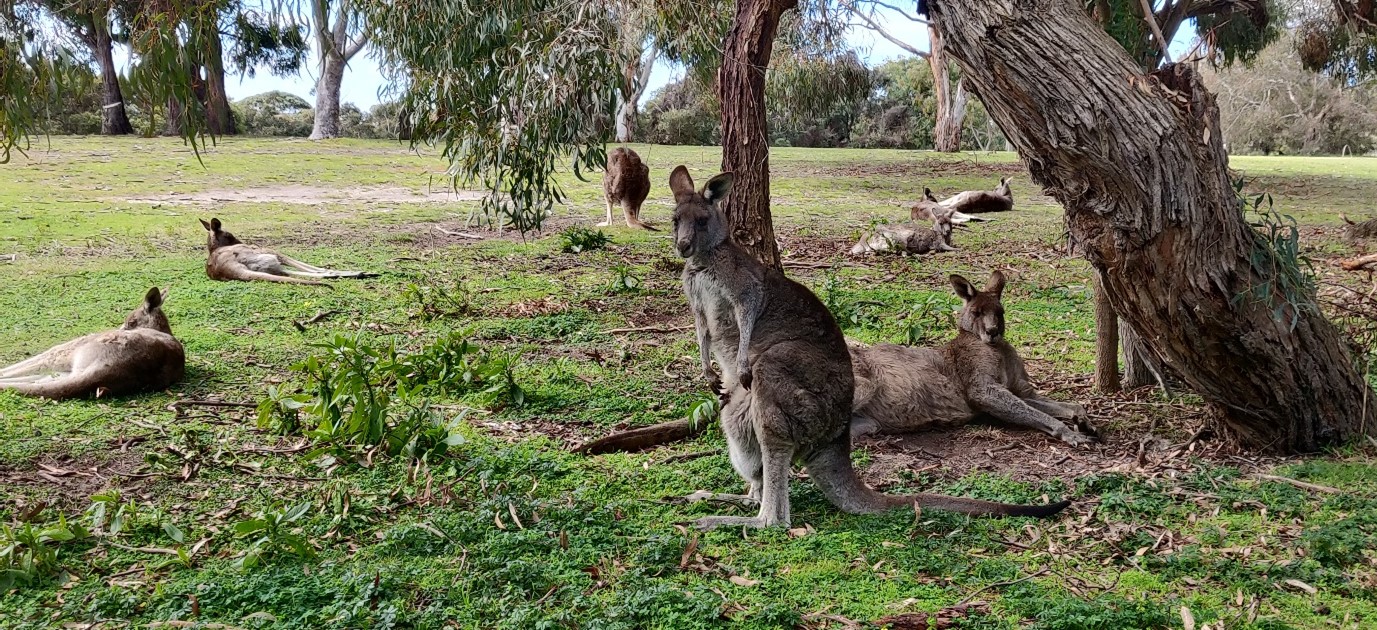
33 0 134 135
921 0 1377 451
306 0 369 140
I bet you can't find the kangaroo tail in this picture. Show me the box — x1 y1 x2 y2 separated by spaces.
623 203 659 231
803 433 1070 518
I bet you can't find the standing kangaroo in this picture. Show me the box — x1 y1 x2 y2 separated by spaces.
849 271 1096 445
671 165 1069 530
600 147 655 230
201 218 373 286
852 207 957 255
0 288 185 400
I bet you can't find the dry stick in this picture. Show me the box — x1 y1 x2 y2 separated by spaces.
956 569 1049 607
107 541 180 556
1340 253 1377 271
292 309 341 331
573 417 708 455
434 226 485 240
1137 0 1173 64
656 449 718 464
601 324 693 335
1252 474 1342 495
168 400 257 415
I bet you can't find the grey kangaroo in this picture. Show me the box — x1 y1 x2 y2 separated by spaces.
671 165 1070 530
909 188 981 224
935 177 1014 214
600 147 655 230
850 271 1096 445
201 218 373 286
0 288 185 400
852 207 957 255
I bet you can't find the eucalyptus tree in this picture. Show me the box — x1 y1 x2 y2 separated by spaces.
32 0 134 134
304 0 369 139
921 0 1377 451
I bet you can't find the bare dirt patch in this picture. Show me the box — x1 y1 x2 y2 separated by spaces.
2 447 147 513
126 185 485 207
784 158 1020 180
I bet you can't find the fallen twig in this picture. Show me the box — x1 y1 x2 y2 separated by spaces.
957 569 1049 606
107 541 180 556
168 400 257 417
601 324 693 335
573 418 708 455
1340 253 1377 271
434 226 485 240
1252 473 1341 495
656 449 718 464
292 309 341 331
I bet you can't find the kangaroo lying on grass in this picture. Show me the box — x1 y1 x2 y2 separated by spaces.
671 165 1070 530
0 288 184 400
600 147 655 230
201 218 374 286
849 271 1097 446
908 188 982 224
852 207 957 255
935 177 1015 215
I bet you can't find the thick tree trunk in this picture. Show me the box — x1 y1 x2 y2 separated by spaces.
1092 274 1120 393
717 0 796 270
93 22 133 135
310 53 346 139
201 30 235 135
163 97 184 137
1120 321 1158 389
926 0 1377 452
928 24 965 152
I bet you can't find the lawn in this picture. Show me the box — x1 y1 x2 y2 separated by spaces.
1 137 1375 629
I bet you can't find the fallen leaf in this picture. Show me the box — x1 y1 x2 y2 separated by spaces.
729 575 759 587
1284 579 1317 594
1181 605 1196 630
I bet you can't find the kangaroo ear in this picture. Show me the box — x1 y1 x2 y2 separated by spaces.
987 270 1007 296
702 172 734 204
669 166 696 203
210 218 222 231
923 187 937 202
143 287 164 310
199 218 212 231
949 274 977 301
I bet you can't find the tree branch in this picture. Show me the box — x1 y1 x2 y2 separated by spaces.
842 0 929 58
343 30 369 61
1138 0 1174 65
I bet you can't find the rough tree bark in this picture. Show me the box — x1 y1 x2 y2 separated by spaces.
200 26 236 135
309 2 369 140
928 24 966 152
717 0 796 269
1092 273 1120 393
1120 322 1158 389
91 16 133 135
615 46 656 143
925 0 1377 452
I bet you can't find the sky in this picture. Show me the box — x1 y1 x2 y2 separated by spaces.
209 7 936 109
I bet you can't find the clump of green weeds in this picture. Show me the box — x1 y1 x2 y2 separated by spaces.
899 293 956 345
558 226 611 253
1237 176 1318 331
401 277 476 321
0 515 89 589
232 502 316 569
606 263 643 294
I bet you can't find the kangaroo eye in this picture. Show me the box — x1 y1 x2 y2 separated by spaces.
695 217 708 227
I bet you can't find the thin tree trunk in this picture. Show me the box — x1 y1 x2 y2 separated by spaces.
164 97 184 137
616 47 656 143
717 0 796 270
928 24 965 152
1092 274 1120 393
93 20 133 135
926 0 1377 452
310 53 346 139
1120 321 1158 389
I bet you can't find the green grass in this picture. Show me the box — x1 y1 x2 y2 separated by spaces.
1 138 1376 628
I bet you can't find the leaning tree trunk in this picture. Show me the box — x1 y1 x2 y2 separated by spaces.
92 21 133 135
928 24 966 153
717 0 795 270
201 30 235 135
310 53 347 140
926 0 1377 452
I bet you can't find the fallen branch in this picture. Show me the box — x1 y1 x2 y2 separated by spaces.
107 541 180 556
1252 473 1341 495
1340 253 1377 271
572 418 708 455
601 324 693 335
656 449 718 464
434 226 485 240
148 622 246 630
168 400 257 417
292 309 341 331
956 569 1049 607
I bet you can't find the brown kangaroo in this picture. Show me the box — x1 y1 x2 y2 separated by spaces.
0 288 185 400
908 188 981 224
671 165 1070 530
201 218 373 286
849 271 1097 446
600 147 655 230
935 177 1014 215
852 207 957 255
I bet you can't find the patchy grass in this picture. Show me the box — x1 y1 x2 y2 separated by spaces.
1 138 1376 628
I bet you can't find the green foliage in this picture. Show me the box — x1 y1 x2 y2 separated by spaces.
86 490 140 537
233 502 316 569
900 293 957 346
558 226 612 254
1236 177 1318 331
233 90 314 137
606 263 643 294
1302 510 1377 568
0 515 89 589
401 277 476 322
259 332 515 462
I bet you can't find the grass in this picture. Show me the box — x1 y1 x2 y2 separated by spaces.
1 137 1376 628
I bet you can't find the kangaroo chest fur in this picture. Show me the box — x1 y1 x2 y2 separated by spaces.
682 260 746 368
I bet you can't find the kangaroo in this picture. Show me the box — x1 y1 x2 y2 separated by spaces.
0 288 185 400
852 207 957 255
936 177 1014 214
670 165 1070 530
600 147 655 230
849 271 1097 446
201 218 373 286
1341 214 1377 240
908 188 981 224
